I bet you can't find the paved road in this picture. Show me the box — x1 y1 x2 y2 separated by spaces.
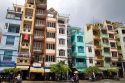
23 79 125 83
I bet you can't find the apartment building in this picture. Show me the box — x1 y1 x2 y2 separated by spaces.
84 20 118 70
114 23 125 77
69 27 86 73
56 13 69 65
16 0 47 80
0 4 22 70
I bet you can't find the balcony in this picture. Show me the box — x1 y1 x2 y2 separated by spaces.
33 47 43 53
24 16 32 21
35 23 45 30
95 56 104 61
96 62 104 67
16 57 30 66
75 62 87 68
101 34 108 38
36 4 47 9
36 11 46 19
34 35 44 41
18 52 30 58
21 43 29 49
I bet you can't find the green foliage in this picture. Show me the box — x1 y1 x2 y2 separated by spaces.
85 66 101 74
4 68 21 74
107 69 118 73
50 61 71 74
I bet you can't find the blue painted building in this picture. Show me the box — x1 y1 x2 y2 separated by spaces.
0 5 22 70
70 27 86 73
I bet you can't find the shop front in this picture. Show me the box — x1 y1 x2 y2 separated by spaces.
16 66 29 80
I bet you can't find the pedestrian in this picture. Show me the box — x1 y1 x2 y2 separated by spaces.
15 74 22 83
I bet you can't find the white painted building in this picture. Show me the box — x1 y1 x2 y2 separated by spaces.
56 13 69 64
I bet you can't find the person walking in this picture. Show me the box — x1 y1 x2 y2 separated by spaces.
15 74 22 83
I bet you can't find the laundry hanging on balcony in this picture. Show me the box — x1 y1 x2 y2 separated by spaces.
23 34 29 40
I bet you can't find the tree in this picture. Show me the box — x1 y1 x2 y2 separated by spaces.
50 61 71 80
4 68 21 75
107 68 118 73
85 66 101 75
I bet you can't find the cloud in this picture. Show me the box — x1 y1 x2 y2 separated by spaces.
0 0 125 29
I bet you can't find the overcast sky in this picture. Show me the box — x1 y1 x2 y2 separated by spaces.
0 0 125 28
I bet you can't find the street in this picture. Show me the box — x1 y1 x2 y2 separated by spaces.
23 79 125 83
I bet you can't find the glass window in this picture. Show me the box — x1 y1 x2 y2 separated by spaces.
3 50 13 61
59 28 65 34
77 36 83 42
109 34 114 39
88 47 92 52
89 58 93 63
110 42 116 48
112 52 117 57
107 25 113 30
59 39 65 45
123 37 125 42
6 36 15 45
122 30 125 34
78 46 84 53
59 49 65 56
8 24 20 33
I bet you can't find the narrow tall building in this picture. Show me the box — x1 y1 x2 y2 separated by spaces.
69 27 86 74
0 4 22 70
16 0 47 80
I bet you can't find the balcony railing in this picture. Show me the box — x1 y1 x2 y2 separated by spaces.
33 47 43 53
75 62 87 68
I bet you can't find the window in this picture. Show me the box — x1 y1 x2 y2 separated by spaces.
72 46 75 52
89 58 93 63
47 22 56 28
59 28 65 34
78 46 84 53
8 24 20 33
34 42 42 50
59 49 65 56
45 55 55 62
47 43 55 50
88 47 92 52
105 57 111 63
102 38 109 44
58 20 65 24
3 50 13 61
6 36 15 45
122 30 125 34
110 42 116 48
47 32 55 38
123 37 125 42
77 36 83 42
109 34 114 39
107 25 113 30
76 58 85 62
104 47 110 53
101 30 107 34
112 52 117 57
59 39 65 45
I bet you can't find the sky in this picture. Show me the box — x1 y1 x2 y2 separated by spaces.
0 0 125 29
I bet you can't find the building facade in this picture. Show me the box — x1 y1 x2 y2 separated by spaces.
70 27 86 73
84 20 119 70
114 23 125 77
16 0 47 80
0 4 22 70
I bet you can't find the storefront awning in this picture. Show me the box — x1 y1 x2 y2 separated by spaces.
16 66 29 70
30 67 44 73
99 67 119 70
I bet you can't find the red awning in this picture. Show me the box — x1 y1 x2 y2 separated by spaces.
24 34 29 40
